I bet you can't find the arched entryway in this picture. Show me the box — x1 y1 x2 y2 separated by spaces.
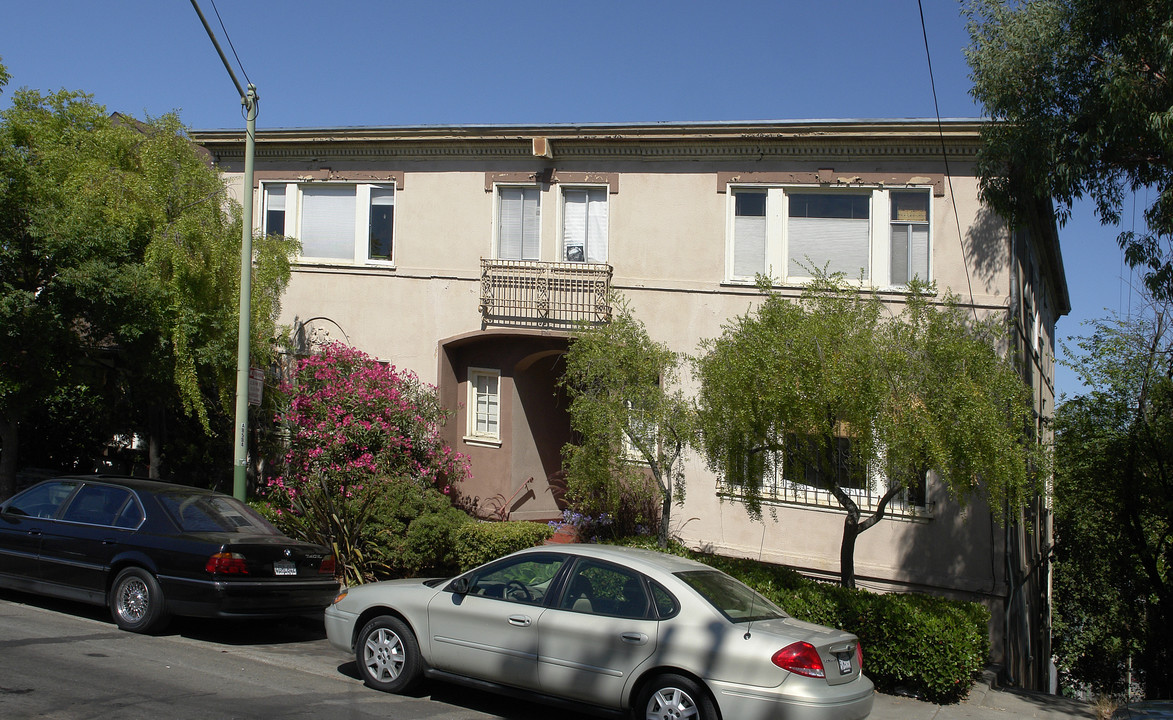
438 330 573 521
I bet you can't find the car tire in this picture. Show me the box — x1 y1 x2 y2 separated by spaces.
355 615 423 694
637 673 718 720
109 567 169 634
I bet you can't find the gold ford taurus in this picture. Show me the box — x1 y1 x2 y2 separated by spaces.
325 544 874 720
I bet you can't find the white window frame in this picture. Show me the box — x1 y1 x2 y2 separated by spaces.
725 185 932 289
494 185 542 261
888 189 932 286
621 399 656 464
261 182 396 266
560 185 609 263
465 368 501 446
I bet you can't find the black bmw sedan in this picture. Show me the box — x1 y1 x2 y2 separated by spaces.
0 476 339 633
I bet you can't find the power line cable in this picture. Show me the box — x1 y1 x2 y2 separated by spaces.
917 0 979 322
208 0 251 88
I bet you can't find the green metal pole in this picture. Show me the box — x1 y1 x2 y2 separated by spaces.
232 84 257 501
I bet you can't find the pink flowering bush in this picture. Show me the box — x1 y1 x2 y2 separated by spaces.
264 342 470 583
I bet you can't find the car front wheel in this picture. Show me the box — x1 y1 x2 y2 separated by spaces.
356 616 423 693
637 673 717 720
109 567 169 634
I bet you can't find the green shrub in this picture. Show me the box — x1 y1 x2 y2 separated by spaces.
259 476 472 583
614 537 987 704
454 521 554 570
363 480 471 579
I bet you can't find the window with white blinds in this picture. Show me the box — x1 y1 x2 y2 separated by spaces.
889 191 930 285
726 186 932 288
262 182 397 265
787 194 870 280
497 187 540 260
300 185 357 260
732 191 767 279
562 187 608 263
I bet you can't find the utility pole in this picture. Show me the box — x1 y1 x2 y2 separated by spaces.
190 0 256 501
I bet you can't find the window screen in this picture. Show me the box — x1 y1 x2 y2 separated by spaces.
498 187 540 260
733 191 767 279
787 194 870 279
300 185 357 260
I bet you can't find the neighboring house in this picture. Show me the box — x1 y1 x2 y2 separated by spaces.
192 120 1068 691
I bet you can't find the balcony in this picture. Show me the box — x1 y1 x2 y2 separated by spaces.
479 258 612 329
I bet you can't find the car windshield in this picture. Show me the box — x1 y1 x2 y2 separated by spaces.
158 492 280 534
676 570 788 623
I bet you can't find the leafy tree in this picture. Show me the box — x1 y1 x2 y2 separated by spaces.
559 297 696 547
0 70 296 498
264 342 470 583
695 274 1043 588
965 0 1173 301
1053 304 1172 698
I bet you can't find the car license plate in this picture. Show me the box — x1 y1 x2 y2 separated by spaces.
274 560 297 576
837 653 853 675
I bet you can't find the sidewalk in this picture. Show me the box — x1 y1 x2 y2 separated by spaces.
871 678 1097 720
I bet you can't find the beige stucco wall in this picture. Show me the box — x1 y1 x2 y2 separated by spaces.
214 129 1028 605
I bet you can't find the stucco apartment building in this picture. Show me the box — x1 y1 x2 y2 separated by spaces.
192 119 1068 690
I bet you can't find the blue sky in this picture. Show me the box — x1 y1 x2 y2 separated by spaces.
0 1 1145 399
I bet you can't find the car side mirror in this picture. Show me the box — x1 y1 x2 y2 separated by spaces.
449 577 470 595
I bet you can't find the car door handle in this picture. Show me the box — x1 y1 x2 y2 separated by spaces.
621 632 648 645
508 615 532 627
102 538 117 545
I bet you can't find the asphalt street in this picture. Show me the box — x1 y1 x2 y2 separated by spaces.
0 589 1096 719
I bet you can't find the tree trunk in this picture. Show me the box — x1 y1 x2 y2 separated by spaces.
148 404 164 479
657 470 671 548
0 413 19 500
839 512 860 589
832 481 902 590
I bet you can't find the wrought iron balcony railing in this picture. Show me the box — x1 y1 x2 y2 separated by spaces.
479 258 612 329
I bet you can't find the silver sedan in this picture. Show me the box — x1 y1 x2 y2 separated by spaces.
324 544 873 720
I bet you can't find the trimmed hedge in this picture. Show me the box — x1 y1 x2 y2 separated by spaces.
618 538 988 704
454 521 555 570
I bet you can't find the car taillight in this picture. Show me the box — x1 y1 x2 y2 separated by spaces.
205 552 249 574
319 554 336 575
772 641 826 678
855 642 864 671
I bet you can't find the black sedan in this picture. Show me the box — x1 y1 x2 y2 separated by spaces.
0 475 338 633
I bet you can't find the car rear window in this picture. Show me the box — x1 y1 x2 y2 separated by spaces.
61 485 138 527
676 570 788 623
158 492 280 534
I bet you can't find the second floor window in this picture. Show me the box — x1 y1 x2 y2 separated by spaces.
890 191 929 285
727 186 932 288
497 186 540 260
263 183 396 265
369 187 395 261
787 193 871 280
561 187 608 263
